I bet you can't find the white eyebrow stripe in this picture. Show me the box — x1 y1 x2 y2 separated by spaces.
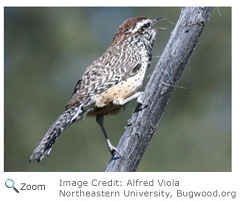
131 20 151 33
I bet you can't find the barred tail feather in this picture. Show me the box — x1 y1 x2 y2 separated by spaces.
29 104 84 162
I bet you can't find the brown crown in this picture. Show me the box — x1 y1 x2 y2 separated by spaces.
116 16 147 34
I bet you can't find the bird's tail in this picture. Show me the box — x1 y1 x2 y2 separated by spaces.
29 104 84 162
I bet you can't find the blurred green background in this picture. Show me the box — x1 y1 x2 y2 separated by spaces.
4 7 231 172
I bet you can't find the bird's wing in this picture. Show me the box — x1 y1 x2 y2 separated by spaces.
65 42 141 109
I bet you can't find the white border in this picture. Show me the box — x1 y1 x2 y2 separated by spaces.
1 1 238 201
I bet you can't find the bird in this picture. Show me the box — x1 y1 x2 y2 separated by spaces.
29 16 164 162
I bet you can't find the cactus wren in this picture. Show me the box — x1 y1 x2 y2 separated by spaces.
29 16 164 162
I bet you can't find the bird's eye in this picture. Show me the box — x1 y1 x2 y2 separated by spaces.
144 23 150 28
140 23 150 32
142 23 150 30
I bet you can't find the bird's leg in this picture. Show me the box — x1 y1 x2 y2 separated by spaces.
113 91 149 111
96 114 120 156
113 91 144 105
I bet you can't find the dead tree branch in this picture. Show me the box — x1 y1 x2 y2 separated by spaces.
105 7 213 172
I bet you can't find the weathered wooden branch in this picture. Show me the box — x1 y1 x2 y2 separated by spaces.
105 7 213 172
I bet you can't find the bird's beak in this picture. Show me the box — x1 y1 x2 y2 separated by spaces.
152 17 166 24
152 18 167 32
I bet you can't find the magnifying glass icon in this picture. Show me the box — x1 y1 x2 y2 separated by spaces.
5 179 19 193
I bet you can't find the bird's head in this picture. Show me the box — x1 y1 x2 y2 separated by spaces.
113 16 165 43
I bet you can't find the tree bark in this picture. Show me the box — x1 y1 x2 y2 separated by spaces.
105 7 213 172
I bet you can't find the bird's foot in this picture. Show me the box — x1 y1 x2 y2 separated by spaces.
107 140 122 158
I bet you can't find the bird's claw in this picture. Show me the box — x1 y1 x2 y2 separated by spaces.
108 144 122 158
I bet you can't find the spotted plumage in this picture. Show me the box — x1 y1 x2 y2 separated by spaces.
29 16 164 162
